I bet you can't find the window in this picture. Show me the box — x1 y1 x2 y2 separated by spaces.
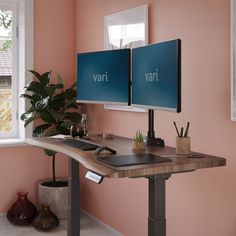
0 4 17 138
0 0 33 145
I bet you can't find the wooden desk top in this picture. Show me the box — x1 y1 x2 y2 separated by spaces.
26 135 226 178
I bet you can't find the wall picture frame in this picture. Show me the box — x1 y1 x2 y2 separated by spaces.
104 5 148 112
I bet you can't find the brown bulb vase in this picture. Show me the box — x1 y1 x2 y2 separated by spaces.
33 203 59 232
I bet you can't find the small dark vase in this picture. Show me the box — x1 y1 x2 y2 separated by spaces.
7 191 37 225
33 203 59 232
70 124 84 138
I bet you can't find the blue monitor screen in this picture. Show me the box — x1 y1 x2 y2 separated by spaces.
131 39 181 112
77 49 130 105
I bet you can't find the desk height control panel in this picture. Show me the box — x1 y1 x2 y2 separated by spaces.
85 171 103 184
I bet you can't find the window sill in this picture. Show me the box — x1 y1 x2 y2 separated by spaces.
0 139 28 147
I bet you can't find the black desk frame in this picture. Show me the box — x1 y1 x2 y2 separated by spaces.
68 159 80 236
67 158 171 236
148 174 171 236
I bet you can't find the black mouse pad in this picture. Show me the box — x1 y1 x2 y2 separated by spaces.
97 153 172 167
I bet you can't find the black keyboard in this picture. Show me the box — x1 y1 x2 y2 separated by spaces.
60 139 99 151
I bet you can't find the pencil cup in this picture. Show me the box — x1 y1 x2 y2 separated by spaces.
176 137 191 155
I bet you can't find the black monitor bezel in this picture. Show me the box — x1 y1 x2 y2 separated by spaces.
76 48 131 106
131 39 181 113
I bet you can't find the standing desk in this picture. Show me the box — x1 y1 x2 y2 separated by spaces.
26 135 226 236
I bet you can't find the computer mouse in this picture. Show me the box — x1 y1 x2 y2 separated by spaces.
95 146 117 155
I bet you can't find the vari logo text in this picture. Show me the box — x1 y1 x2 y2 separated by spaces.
93 71 109 82
145 69 159 82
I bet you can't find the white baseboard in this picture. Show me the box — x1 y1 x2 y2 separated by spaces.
81 209 124 236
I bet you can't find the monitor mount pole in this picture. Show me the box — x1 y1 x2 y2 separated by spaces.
145 109 165 147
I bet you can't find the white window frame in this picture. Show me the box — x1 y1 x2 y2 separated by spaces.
0 0 33 146
0 3 18 138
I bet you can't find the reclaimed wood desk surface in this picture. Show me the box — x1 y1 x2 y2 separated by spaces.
26 134 226 178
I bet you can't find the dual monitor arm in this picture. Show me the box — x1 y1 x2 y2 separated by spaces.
145 109 165 147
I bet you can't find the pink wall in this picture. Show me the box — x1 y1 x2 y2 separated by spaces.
0 0 75 212
76 0 235 236
35 0 76 85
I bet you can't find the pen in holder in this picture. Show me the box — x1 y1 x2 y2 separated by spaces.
176 137 191 155
173 121 191 155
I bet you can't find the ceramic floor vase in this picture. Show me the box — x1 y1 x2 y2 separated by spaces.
7 191 37 225
38 179 68 219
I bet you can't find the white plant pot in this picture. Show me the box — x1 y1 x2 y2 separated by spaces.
38 178 68 219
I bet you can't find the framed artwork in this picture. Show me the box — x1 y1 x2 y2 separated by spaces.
104 5 148 112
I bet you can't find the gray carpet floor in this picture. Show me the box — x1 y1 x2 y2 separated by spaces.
0 211 122 236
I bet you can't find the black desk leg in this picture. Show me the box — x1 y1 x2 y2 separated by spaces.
148 174 171 236
68 158 80 236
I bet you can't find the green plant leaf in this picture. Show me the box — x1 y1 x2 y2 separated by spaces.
54 92 64 100
59 120 74 129
30 94 44 106
134 130 144 142
44 126 70 136
64 88 76 100
35 97 50 110
46 84 64 97
32 123 52 137
44 126 59 136
39 110 56 123
24 81 41 91
24 81 47 96
28 70 41 80
21 106 37 116
57 74 64 86
50 98 65 111
58 114 68 122
64 100 78 110
20 111 36 121
57 126 70 135
64 112 81 123
48 110 66 123
24 113 39 127
19 93 32 100
39 71 51 87
44 149 57 157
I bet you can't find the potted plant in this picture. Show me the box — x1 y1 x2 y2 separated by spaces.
20 70 81 219
132 130 145 150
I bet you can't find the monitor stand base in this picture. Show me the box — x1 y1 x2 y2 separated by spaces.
144 137 165 147
146 109 165 147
